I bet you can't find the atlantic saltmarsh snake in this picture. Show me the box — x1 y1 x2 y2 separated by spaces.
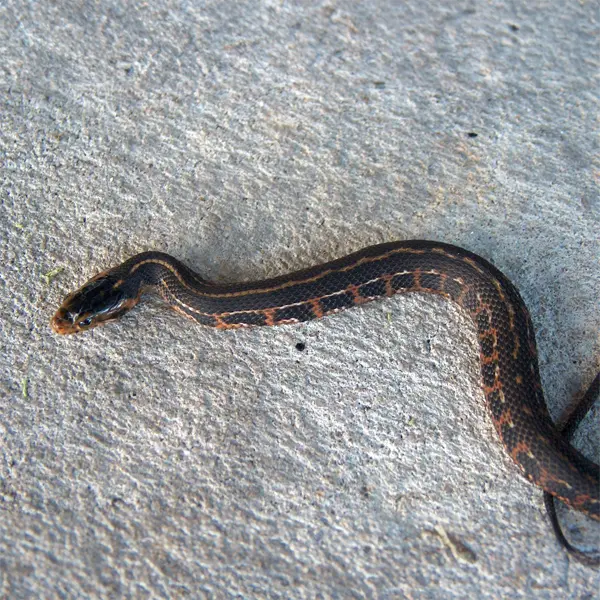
51 240 599 560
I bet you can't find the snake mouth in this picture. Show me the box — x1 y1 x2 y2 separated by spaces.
50 309 78 335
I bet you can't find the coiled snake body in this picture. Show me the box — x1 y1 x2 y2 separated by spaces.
51 241 599 536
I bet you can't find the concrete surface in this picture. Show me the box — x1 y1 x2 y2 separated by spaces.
1 1 599 598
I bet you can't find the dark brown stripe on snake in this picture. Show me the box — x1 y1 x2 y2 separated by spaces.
51 240 600 527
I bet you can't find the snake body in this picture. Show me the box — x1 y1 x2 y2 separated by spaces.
51 241 600 522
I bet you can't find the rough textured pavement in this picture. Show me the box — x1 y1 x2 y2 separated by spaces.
1 1 599 598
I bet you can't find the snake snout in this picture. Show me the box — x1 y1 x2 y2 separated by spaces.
50 308 77 335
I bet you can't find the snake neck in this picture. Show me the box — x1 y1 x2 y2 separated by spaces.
119 251 212 295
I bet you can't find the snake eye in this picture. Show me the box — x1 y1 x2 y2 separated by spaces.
78 317 93 328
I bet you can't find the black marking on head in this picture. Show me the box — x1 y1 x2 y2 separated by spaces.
73 276 126 317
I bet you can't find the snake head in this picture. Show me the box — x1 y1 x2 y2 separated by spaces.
51 272 138 335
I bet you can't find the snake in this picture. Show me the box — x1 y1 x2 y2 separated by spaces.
51 241 600 551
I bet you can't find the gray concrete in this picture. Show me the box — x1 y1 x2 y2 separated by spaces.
1 1 599 598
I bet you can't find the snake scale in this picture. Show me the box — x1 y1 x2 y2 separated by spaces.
51 240 600 556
